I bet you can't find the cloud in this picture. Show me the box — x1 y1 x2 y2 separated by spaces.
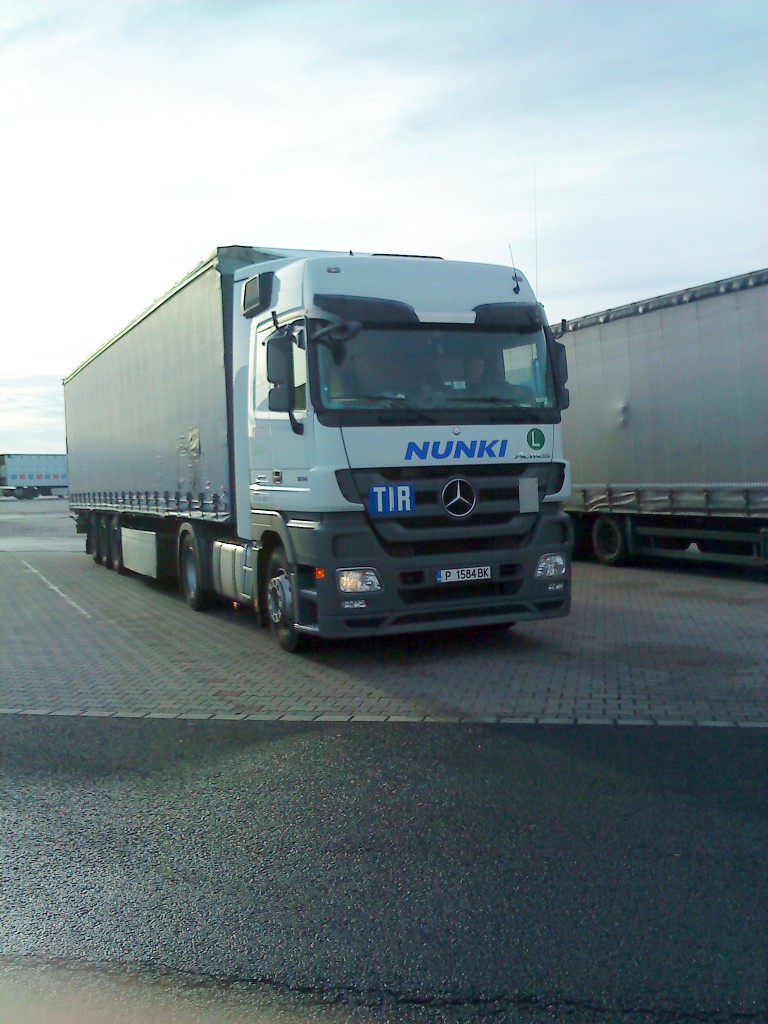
0 375 66 453
0 0 765 386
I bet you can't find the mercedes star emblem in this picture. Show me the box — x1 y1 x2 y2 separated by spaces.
441 478 476 518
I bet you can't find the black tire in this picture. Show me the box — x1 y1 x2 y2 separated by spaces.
91 514 105 565
99 514 113 570
266 546 304 653
109 514 125 573
179 531 211 611
592 515 629 567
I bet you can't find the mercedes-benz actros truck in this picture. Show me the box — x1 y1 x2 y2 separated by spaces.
65 246 572 650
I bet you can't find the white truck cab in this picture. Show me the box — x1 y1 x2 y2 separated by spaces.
231 251 571 649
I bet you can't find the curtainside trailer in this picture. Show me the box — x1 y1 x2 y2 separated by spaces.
556 268 768 569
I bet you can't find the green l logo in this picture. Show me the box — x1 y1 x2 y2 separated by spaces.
527 428 546 451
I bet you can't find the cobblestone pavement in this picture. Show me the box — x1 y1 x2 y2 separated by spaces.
1 503 767 725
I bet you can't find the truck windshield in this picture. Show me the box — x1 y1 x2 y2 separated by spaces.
311 322 557 422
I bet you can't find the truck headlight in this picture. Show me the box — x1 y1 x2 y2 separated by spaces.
336 567 382 593
535 553 567 577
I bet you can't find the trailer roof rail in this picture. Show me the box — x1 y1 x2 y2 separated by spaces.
560 267 768 334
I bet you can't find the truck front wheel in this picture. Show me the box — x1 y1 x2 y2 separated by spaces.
592 515 629 566
266 546 304 653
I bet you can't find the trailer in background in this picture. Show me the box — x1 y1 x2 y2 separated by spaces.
0 453 68 498
556 268 768 569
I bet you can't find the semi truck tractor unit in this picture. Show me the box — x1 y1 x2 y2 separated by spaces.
64 246 572 650
557 268 768 569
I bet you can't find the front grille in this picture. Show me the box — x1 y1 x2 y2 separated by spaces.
396 512 511 530
341 463 550 558
397 534 527 557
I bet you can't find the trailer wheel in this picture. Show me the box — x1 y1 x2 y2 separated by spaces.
87 515 97 560
180 532 211 611
266 546 304 653
91 514 106 565
592 515 629 566
109 514 125 573
98 514 113 569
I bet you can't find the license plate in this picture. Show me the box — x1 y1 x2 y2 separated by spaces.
436 565 491 584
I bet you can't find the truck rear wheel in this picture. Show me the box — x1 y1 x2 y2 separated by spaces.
180 532 211 611
99 515 113 569
109 514 125 573
91 514 106 565
592 515 629 566
266 546 304 653
87 516 97 561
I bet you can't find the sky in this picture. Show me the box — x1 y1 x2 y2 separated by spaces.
1 0 765 453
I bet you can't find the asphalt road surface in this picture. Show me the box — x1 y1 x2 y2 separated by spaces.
1 502 767 1023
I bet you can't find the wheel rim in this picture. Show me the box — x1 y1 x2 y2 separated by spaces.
95 516 107 563
267 570 292 626
183 544 198 599
111 518 120 568
595 520 620 560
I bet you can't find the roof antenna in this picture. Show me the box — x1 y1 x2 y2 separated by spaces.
508 245 521 294
534 162 539 295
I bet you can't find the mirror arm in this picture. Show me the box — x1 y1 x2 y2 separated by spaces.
288 409 304 436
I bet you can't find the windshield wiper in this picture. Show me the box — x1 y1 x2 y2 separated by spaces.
353 396 439 424
449 395 548 412
447 395 535 411
446 395 517 404
354 393 407 401
446 396 552 422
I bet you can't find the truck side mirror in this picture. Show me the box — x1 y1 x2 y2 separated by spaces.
267 332 293 388
268 384 292 413
266 331 304 433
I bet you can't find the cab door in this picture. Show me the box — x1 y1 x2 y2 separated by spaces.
250 319 314 511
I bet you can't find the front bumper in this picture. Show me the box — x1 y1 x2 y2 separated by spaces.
295 506 571 639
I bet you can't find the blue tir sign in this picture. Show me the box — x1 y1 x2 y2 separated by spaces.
369 484 415 516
